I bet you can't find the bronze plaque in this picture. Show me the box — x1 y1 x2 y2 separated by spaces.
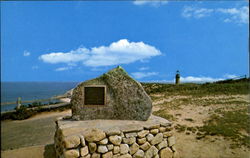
84 87 105 105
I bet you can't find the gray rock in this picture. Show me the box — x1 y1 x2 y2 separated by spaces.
145 146 158 158
91 153 100 158
168 136 175 146
97 145 108 153
63 135 80 149
63 149 80 158
159 147 173 158
98 138 108 145
102 151 113 158
88 143 97 153
123 137 136 145
146 134 154 142
71 66 152 121
107 144 114 150
129 142 139 155
137 138 147 145
113 146 120 154
120 154 133 158
156 140 168 150
137 130 149 138
120 144 129 154
133 149 144 158
150 133 163 145
82 128 106 142
150 129 159 135
109 135 122 145
80 146 89 157
140 142 151 151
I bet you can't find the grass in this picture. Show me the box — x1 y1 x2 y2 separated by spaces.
200 109 250 147
141 78 250 96
153 109 176 121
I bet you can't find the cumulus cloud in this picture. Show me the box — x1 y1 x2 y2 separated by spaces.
180 76 224 83
133 0 167 6
23 50 31 56
182 6 214 19
217 6 249 24
131 72 158 79
55 67 72 71
39 39 161 67
182 6 249 24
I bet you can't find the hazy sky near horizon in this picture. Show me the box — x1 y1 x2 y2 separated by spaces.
1 1 249 82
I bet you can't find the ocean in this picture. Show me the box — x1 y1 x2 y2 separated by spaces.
1 82 79 112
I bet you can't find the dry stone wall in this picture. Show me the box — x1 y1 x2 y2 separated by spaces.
54 116 179 158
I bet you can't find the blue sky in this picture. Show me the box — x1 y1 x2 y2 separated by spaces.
1 1 249 83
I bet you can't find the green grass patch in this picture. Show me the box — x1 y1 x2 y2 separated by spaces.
200 109 250 147
142 78 250 96
153 109 176 121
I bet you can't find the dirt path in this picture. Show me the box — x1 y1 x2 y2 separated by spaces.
1 110 71 151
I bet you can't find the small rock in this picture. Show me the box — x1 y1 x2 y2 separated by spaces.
102 151 113 158
163 131 173 138
133 149 144 158
88 143 97 153
145 146 158 158
151 133 163 145
154 155 159 158
137 130 149 138
123 137 136 145
146 134 154 142
83 128 106 142
113 154 121 158
80 146 89 157
80 135 86 146
159 147 173 158
91 153 101 158
113 146 120 154
129 142 139 155
150 129 159 135
82 154 91 158
97 145 108 153
105 128 121 136
64 135 80 149
125 132 137 138
107 144 114 150
140 142 151 151
120 153 132 158
171 145 177 152
168 136 175 147
157 140 168 150
109 135 122 145
137 138 147 145
159 127 166 133
120 144 129 154
98 138 108 145
64 149 80 158
145 124 160 129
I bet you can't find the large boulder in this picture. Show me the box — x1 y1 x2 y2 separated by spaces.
71 66 152 121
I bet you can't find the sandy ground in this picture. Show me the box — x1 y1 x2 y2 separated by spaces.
1 95 250 158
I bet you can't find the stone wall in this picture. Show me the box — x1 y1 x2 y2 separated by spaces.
54 115 179 158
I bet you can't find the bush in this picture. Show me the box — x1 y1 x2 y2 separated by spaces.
11 106 36 120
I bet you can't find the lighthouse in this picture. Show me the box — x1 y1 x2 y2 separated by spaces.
175 70 180 85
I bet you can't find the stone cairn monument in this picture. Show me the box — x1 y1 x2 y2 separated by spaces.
54 66 179 158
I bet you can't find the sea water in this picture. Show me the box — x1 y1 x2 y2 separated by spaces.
1 82 79 112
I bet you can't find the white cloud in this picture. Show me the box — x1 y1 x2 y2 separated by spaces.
131 72 158 79
223 74 237 79
23 50 30 56
180 76 224 83
133 0 167 6
182 6 214 19
139 67 149 71
39 39 161 67
55 67 72 71
217 6 249 24
182 6 249 24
